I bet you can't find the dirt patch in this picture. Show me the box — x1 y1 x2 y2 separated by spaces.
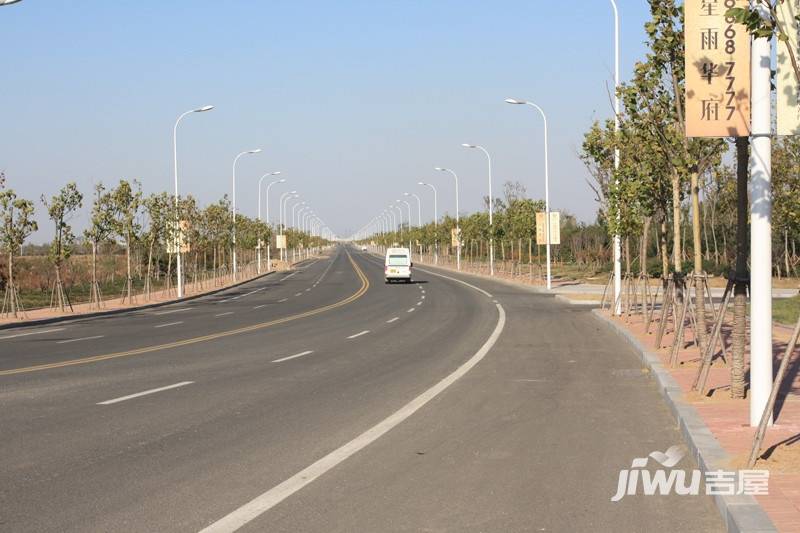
728 440 800 473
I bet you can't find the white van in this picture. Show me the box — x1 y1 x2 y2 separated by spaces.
385 247 412 283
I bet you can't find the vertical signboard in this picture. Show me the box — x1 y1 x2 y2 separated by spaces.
684 0 751 137
276 235 287 250
536 212 561 246
777 1 800 134
451 228 461 247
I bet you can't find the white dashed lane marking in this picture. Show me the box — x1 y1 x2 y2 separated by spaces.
272 351 314 363
55 335 104 344
154 321 183 328
347 330 370 339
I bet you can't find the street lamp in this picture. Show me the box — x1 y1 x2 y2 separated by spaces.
278 190 297 263
257 172 282 274
173 105 214 298
231 148 262 281
463 143 494 276
419 181 438 265
505 98 552 290
0 1 23 5
263 175 286 273
435 167 461 270
386 208 397 236
398 199 412 251
404 192 422 226
285 196 302 263
609 0 622 315
295 205 308 260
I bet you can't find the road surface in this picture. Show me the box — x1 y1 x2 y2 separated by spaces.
0 245 723 532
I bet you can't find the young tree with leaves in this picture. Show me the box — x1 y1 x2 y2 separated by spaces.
41 182 83 311
108 179 142 303
0 187 38 317
84 183 114 308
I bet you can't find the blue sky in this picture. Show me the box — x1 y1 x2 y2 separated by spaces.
1 1 651 241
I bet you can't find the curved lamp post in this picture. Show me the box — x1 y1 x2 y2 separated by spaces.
231 148 262 281
463 143 494 276
257 172 282 273
505 98 552 290
173 105 213 297
435 167 460 270
418 181 438 264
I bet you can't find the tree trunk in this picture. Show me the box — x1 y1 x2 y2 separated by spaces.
785 229 790 278
672 170 682 273
640 216 651 276
711 201 720 266
702 195 711 261
125 231 133 303
660 216 670 281
691 170 708 352
8 251 16 316
731 137 749 399
145 237 154 300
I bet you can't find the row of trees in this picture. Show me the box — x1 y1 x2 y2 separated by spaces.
363 180 608 269
580 0 800 418
0 177 324 316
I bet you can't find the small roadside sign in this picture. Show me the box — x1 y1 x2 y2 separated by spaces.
536 212 560 245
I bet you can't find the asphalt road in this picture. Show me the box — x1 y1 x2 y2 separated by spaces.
0 245 723 532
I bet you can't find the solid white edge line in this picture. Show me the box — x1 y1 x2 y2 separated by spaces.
271 350 314 363
346 330 370 339
199 303 506 533
55 335 104 344
415 266 493 298
154 321 183 328
0 327 66 340
97 381 194 405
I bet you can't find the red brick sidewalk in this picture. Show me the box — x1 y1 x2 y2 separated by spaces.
607 309 800 532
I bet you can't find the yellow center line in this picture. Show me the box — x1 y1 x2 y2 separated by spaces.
0 252 370 377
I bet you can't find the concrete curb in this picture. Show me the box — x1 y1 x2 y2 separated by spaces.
0 261 313 332
591 309 777 533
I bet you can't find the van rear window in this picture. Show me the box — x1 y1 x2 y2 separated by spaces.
387 255 409 266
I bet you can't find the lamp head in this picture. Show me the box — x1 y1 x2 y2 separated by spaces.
462 143 476 148
417 181 425 185
195 105 215 112
278 178 286 183
505 98 525 105
248 149 262 154
434 167 445 172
